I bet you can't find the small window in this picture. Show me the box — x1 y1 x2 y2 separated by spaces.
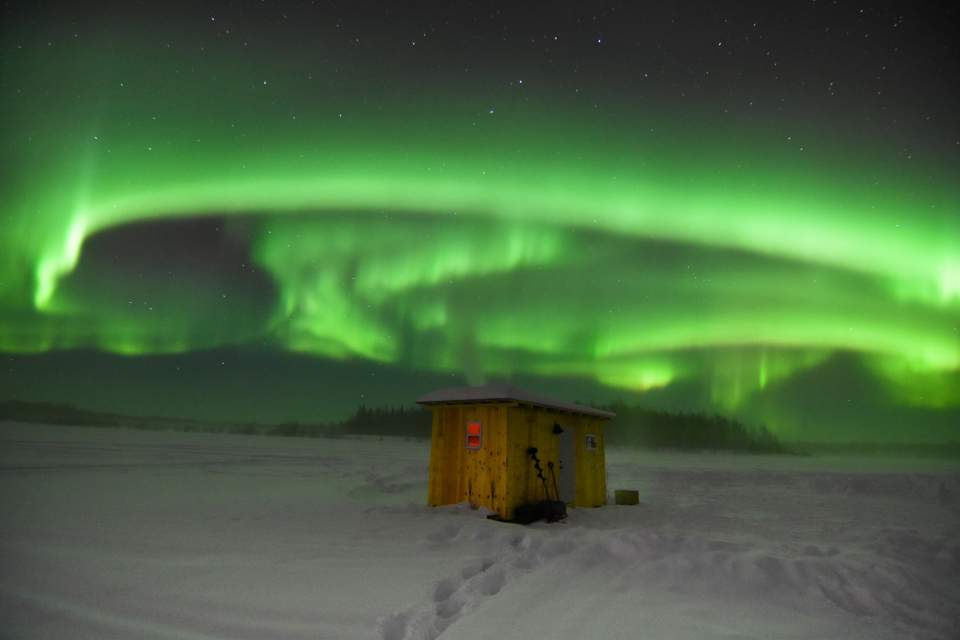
466 421 482 450
585 434 598 451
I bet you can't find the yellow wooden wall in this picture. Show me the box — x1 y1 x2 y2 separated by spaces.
428 402 609 520
427 403 509 516
503 406 609 517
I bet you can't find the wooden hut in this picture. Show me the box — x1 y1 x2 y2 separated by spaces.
417 384 615 521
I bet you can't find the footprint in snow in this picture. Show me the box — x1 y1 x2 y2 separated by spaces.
461 558 495 580
478 567 506 595
380 612 409 640
425 523 461 545
381 530 578 640
433 578 458 602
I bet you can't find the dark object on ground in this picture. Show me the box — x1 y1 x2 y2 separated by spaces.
615 489 640 505
510 502 545 525
542 500 567 522
488 499 567 525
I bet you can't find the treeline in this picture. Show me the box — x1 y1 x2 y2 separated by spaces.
601 403 786 453
339 405 433 438
0 400 122 427
0 399 786 452
0 400 427 440
0 400 336 438
336 403 786 452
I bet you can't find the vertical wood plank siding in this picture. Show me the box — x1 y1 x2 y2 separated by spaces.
427 404 509 516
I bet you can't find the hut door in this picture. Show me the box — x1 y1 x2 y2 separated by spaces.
558 427 575 503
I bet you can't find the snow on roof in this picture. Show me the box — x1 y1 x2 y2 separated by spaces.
416 384 615 419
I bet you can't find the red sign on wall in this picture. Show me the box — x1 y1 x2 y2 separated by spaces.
466 421 482 450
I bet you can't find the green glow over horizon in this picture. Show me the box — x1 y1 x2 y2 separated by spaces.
1 31 958 433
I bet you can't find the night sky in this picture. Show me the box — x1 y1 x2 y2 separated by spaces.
1 1 958 442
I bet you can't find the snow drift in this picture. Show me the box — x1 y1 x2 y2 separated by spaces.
0 422 957 639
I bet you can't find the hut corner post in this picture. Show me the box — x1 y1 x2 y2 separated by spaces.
426 406 446 507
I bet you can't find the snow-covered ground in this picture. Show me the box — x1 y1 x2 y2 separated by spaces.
1 422 958 640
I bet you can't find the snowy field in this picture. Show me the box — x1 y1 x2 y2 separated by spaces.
1 422 958 640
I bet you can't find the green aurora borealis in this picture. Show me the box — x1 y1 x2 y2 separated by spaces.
1 3 958 440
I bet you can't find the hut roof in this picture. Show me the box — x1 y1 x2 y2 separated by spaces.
416 384 615 419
